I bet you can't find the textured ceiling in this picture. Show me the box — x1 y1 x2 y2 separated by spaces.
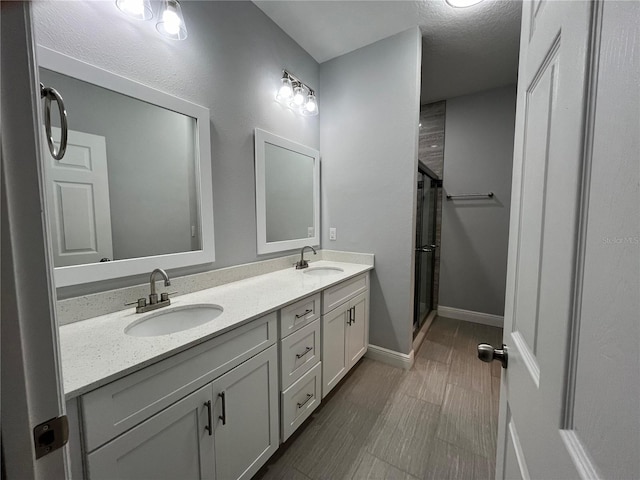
253 0 522 104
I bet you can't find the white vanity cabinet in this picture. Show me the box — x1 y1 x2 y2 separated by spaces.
278 293 322 442
321 273 369 398
79 313 279 480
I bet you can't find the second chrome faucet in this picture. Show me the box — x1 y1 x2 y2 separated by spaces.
295 246 317 269
127 268 174 313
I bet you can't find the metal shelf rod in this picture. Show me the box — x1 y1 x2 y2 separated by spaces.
446 192 494 200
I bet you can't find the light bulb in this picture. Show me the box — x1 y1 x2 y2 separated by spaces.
163 8 181 35
302 93 318 116
156 0 187 40
277 76 293 101
292 85 305 106
116 0 152 20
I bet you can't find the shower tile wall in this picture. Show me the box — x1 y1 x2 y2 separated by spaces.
419 101 445 309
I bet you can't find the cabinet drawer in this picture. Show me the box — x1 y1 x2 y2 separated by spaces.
81 312 277 452
281 362 321 442
322 273 368 314
280 319 320 390
279 293 320 338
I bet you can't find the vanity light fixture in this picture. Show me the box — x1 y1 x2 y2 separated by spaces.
156 0 188 40
116 0 153 20
276 70 318 117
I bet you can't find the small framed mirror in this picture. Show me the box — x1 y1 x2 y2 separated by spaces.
37 46 214 287
254 129 320 254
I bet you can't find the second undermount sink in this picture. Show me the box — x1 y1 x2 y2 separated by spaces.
303 266 344 276
125 304 224 337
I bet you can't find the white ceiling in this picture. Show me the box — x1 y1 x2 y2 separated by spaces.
253 0 522 104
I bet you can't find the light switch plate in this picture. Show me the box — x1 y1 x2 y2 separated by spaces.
329 228 337 241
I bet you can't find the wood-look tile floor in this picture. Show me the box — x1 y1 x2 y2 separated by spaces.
255 317 503 480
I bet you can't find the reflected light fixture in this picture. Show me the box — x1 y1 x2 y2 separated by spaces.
157 0 188 40
116 0 153 20
445 0 485 7
276 70 318 117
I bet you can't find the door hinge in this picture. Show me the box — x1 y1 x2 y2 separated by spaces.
33 415 69 459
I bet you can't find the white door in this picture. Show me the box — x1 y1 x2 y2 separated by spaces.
212 345 279 480
86 384 215 480
346 291 368 368
493 1 640 479
322 304 348 397
43 127 113 266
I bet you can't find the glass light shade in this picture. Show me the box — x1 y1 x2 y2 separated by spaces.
276 76 293 102
116 0 153 20
156 0 188 40
445 0 484 7
292 84 306 107
302 93 318 116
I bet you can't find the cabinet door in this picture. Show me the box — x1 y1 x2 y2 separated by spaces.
346 292 368 369
321 304 348 398
212 345 278 480
86 384 214 480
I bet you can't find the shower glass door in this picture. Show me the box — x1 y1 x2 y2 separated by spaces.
414 168 439 334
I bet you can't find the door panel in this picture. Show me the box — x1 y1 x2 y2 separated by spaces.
86 384 214 480
498 0 594 478
346 292 368 367
322 305 348 397
212 345 278 480
43 127 113 266
498 1 639 479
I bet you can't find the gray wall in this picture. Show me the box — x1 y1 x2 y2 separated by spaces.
439 85 516 316
39 68 197 261
33 1 320 297
320 28 422 355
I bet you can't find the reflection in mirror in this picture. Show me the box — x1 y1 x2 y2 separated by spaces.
38 46 214 287
40 68 200 267
255 129 319 254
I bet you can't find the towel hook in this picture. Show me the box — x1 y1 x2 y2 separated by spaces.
40 82 68 160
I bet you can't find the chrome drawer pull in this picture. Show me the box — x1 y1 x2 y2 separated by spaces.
295 309 313 319
295 346 313 359
297 393 313 409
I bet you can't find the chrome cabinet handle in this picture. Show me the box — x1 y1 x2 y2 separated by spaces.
40 83 68 160
351 306 356 324
347 307 353 325
204 401 212 436
297 393 313 409
296 346 313 359
477 343 508 369
218 392 226 425
295 309 313 319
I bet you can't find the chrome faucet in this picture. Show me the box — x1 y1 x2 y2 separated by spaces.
149 268 171 304
126 268 174 313
296 246 317 269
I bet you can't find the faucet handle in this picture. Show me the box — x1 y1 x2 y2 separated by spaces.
125 298 147 308
160 291 178 302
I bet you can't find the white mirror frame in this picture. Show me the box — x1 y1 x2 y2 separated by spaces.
254 128 320 255
37 46 215 287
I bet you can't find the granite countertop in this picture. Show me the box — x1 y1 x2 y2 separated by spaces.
59 260 373 400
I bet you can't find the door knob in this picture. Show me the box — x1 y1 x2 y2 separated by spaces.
477 343 508 369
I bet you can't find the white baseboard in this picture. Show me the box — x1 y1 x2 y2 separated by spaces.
437 306 504 328
412 310 437 353
365 344 414 370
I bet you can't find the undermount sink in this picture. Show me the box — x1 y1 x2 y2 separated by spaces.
303 266 344 276
125 304 224 337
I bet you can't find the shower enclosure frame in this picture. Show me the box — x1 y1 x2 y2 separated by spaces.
413 163 442 335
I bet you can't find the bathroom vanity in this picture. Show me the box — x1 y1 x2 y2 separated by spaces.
61 261 372 479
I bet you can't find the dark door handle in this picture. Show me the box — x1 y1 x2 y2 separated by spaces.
218 392 226 425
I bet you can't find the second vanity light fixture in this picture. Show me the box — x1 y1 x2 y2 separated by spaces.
116 0 188 40
276 70 318 116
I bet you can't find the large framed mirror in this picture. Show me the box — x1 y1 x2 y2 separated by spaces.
37 46 214 287
254 129 320 254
